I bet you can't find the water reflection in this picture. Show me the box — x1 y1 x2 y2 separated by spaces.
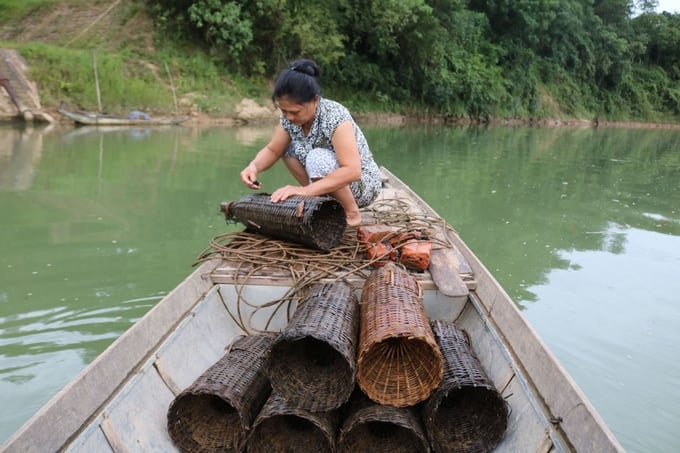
522 225 680 453
234 125 274 145
0 123 679 451
59 125 158 142
0 126 45 190
365 125 680 306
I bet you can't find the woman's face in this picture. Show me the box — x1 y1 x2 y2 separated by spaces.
276 96 318 127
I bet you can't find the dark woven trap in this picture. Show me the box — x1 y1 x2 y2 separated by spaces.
423 320 509 453
221 194 346 250
357 262 443 407
167 334 274 453
247 392 339 453
338 390 430 453
267 282 360 411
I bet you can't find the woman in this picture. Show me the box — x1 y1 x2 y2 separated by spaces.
239 58 381 226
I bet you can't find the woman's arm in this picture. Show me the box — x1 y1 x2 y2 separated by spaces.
240 125 290 188
270 120 361 201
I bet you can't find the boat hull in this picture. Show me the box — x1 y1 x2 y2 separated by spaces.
58 109 189 126
0 168 623 453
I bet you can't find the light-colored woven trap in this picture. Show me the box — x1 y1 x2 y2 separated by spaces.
423 320 509 453
246 392 339 453
338 390 430 453
267 282 360 411
167 334 274 453
221 194 346 250
357 262 443 407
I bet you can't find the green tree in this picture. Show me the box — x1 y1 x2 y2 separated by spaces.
274 1 346 71
633 12 680 76
330 0 435 97
467 0 558 50
187 0 253 62
593 0 631 26
141 0 679 120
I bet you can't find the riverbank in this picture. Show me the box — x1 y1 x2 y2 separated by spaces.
3 100 679 130
41 105 680 130
0 46 677 130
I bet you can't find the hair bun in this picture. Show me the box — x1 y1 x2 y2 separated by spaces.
273 58 322 102
289 59 321 78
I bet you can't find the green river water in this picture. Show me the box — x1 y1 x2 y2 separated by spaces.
1 122 679 452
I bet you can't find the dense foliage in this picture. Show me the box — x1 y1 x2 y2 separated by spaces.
145 0 679 120
1 0 676 120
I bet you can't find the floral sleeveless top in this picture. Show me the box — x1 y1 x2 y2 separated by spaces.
280 97 381 206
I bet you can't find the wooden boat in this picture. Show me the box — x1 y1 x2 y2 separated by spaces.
59 124 178 142
59 108 189 126
0 168 624 453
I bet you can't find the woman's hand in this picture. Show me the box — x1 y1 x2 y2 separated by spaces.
270 185 308 203
240 125 291 190
240 163 261 189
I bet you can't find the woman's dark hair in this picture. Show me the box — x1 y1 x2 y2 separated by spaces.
272 58 322 104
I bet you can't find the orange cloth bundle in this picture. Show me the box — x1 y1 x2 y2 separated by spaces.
357 225 399 267
356 225 400 244
357 226 432 271
395 234 432 271
364 241 397 267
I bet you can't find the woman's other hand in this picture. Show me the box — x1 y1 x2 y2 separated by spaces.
270 185 308 203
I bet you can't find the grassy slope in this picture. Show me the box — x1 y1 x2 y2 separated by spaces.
0 0 271 117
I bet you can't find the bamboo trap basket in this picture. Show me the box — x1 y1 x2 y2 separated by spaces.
338 389 430 453
247 392 339 453
167 334 274 453
357 262 443 407
220 194 346 250
423 320 509 453
267 282 360 411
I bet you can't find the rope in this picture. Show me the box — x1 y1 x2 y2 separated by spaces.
195 199 451 333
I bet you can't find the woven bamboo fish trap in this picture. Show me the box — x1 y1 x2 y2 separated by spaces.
167 334 274 453
423 320 509 453
338 390 430 453
267 282 360 411
220 194 346 250
247 392 339 453
357 262 443 407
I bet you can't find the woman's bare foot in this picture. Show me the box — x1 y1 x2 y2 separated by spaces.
346 211 362 226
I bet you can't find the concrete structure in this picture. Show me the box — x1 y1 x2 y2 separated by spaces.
0 49 54 123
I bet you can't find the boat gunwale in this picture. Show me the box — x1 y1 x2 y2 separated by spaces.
379 166 624 452
0 259 221 453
